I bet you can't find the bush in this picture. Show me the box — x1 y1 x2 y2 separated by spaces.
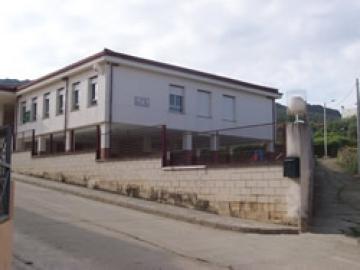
337 147 358 174
313 134 351 157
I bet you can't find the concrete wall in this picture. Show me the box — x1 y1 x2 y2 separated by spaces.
13 152 300 225
112 65 274 140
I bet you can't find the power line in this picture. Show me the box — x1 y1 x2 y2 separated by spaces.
333 87 355 106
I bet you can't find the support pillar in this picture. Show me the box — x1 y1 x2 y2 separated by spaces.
228 146 235 163
31 129 36 156
0 105 4 126
182 132 193 165
210 133 219 163
37 136 46 155
161 125 167 167
143 135 152 153
286 123 314 232
49 133 53 154
99 123 110 160
65 129 74 152
266 141 275 153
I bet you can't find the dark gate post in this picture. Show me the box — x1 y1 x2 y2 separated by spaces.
161 125 167 167
96 125 100 160
12 126 16 152
49 133 53 154
70 129 75 152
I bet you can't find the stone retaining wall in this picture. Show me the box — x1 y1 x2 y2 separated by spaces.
13 151 300 225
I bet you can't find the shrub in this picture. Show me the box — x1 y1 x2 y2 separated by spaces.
337 147 358 174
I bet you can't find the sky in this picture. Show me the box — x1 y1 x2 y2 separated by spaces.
0 0 359 111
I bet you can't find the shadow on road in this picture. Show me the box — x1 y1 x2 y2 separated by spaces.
311 159 360 238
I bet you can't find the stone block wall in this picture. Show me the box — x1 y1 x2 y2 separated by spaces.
13 151 300 226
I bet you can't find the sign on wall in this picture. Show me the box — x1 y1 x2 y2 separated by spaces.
134 96 150 108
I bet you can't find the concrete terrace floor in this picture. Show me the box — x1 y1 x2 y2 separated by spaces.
12 160 360 270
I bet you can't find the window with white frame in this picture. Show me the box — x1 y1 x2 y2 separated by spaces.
72 82 80 110
56 88 65 115
43 93 50 118
197 90 211 117
222 95 236 121
169 85 184 113
88 77 98 106
31 97 37 122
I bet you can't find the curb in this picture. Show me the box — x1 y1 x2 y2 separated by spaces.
13 175 299 235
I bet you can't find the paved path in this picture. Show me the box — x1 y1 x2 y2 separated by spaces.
13 180 360 270
312 159 360 236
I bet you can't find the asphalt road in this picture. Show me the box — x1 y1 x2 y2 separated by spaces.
13 181 360 270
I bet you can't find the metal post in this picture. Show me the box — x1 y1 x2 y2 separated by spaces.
323 102 327 158
96 125 100 160
356 78 360 174
70 129 74 152
49 133 53 154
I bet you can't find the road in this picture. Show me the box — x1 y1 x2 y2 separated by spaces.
13 181 360 270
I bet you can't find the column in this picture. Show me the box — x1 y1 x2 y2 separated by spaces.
143 135 152 153
210 133 219 163
182 132 193 165
266 141 275 153
286 122 314 232
65 129 74 152
37 136 47 154
100 123 110 159
228 146 235 163
0 105 4 126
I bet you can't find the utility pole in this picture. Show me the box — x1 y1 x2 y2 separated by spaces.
324 102 327 158
356 78 360 174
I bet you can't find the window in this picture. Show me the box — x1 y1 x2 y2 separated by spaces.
43 93 50 118
169 85 184 113
222 95 236 121
197 90 211 117
20 101 28 124
88 77 98 106
57 88 64 115
31 97 37 122
72 82 80 110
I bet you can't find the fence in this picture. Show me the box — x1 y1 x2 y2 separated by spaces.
0 126 12 219
15 126 98 157
15 122 286 167
163 123 286 167
108 123 285 167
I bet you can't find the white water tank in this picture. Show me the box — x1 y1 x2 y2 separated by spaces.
288 96 307 116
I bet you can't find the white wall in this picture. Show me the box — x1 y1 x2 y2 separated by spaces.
16 68 106 136
111 66 274 140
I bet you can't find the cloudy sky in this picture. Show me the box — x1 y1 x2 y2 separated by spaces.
0 0 359 110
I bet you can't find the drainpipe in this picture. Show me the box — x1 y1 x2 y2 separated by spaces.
63 77 69 151
109 63 113 151
13 96 20 151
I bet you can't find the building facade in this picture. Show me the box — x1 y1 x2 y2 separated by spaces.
4 49 281 160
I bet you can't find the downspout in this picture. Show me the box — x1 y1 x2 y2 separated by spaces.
13 96 20 151
63 77 69 149
109 63 113 143
273 98 276 148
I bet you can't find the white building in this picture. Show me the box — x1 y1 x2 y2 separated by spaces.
1 49 281 162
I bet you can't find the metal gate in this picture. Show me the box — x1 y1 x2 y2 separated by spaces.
0 126 12 220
